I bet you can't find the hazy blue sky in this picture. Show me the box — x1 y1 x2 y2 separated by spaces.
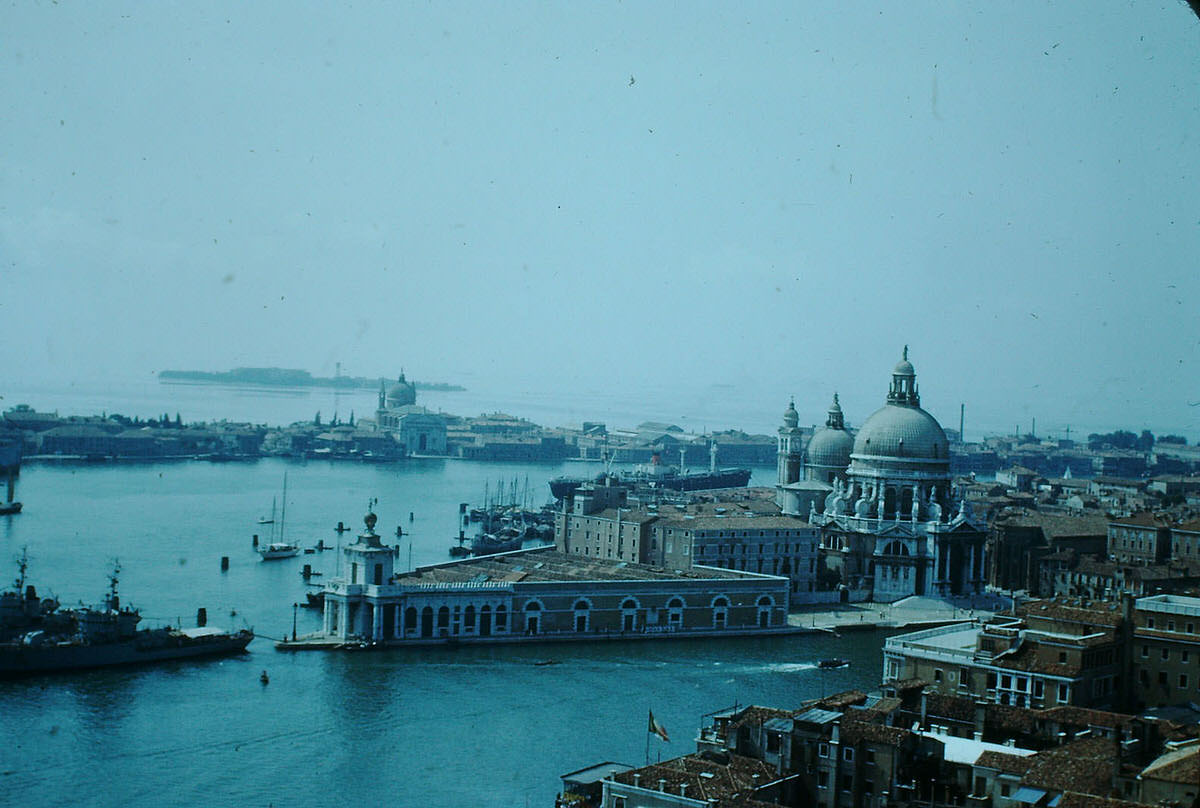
3 2 1198 438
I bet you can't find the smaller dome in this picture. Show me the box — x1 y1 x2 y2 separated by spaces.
807 427 853 470
783 399 799 428
893 358 915 376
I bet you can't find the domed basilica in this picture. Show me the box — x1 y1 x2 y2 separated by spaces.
776 349 985 603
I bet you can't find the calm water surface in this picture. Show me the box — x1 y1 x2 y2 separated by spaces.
0 409 887 806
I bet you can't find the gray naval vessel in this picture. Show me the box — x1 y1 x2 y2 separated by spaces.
0 555 252 677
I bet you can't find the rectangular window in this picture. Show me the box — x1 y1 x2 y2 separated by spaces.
1033 680 1045 698
1184 651 1190 663
817 772 829 789
1142 645 1149 658
1057 684 1069 702
1163 648 1170 661
1181 674 1189 689
819 743 829 758
843 747 854 762
841 774 853 792
1148 617 1156 629
934 669 943 683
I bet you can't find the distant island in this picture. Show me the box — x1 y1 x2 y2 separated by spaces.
159 368 465 392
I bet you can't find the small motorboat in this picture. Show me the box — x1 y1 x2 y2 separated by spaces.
817 658 850 669
258 542 299 560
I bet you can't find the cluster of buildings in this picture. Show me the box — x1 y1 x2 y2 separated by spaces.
952 433 1200 482
560 677 1200 808
0 405 265 460
555 349 988 606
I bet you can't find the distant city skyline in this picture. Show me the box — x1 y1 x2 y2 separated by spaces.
3 3 1197 443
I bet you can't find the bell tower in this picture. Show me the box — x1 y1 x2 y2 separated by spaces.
777 399 803 486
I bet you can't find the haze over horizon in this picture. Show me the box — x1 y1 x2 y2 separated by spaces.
3 3 1199 441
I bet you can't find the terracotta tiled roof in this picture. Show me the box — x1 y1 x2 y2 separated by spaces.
1037 706 1137 732
922 694 977 723
840 718 911 746
726 706 796 734
1018 600 1125 627
1110 512 1168 528
813 691 868 711
985 703 1038 734
1022 736 1121 794
609 753 779 807
975 750 1034 775
1140 745 1200 785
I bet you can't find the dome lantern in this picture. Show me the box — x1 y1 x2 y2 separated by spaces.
887 345 920 406
782 399 799 429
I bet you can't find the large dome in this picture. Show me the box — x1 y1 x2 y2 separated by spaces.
807 427 854 469
852 404 947 460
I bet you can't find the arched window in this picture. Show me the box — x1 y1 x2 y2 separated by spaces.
524 601 541 635
437 606 450 631
667 597 684 628
712 596 729 629
621 598 639 632
404 606 417 636
573 599 590 633
495 604 508 631
756 596 773 629
464 604 476 631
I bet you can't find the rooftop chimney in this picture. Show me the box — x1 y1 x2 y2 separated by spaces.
680 783 688 797
632 774 640 787
658 779 667 792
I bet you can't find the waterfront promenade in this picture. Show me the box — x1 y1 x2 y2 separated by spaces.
787 594 1005 633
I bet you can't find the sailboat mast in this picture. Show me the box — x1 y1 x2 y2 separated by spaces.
280 473 288 543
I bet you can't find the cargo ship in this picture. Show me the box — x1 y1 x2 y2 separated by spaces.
1 559 252 677
549 447 751 501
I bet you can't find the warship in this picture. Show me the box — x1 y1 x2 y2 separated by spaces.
0 556 252 677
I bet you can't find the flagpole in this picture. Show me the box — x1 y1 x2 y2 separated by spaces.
645 709 651 765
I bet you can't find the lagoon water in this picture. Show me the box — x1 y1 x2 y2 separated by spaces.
0 384 888 807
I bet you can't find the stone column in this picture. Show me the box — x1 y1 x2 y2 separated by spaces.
373 602 384 641
339 599 350 638
969 544 978 588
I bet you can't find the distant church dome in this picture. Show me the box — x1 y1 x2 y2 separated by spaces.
851 348 948 462
806 393 853 471
386 373 416 408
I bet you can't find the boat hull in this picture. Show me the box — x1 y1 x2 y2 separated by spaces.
0 629 253 677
